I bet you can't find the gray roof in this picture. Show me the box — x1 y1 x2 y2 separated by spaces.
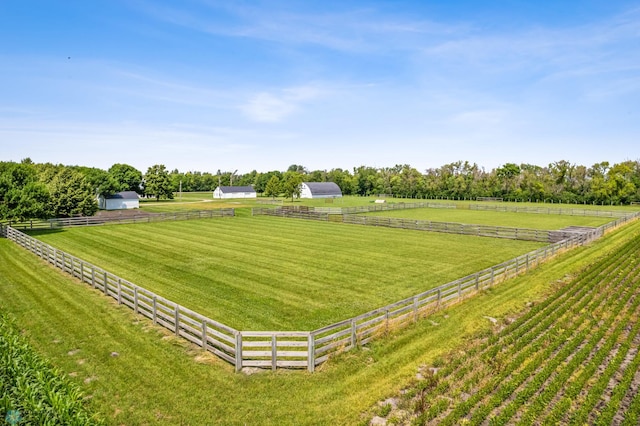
217 186 255 193
303 182 342 196
105 191 140 200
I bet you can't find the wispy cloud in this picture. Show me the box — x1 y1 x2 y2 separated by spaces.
423 7 640 74
240 85 326 122
132 1 459 53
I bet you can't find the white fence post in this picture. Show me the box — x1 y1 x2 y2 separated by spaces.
174 305 180 336
351 319 357 349
307 334 315 373
271 335 277 371
235 333 243 372
201 321 207 350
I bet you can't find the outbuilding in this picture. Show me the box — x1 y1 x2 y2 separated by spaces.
299 182 343 199
213 185 257 199
98 191 140 210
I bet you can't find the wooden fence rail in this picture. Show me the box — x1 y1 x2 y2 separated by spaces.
252 202 456 219
468 204 631 217
252 208 330 221
342 215 571 242
2 210 637 372
2 209 235 231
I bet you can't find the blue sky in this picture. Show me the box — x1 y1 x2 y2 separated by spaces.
1 1 639 174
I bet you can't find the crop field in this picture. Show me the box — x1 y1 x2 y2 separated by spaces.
379 221 640 425
0 313 101 424
30 216 543 330
364 207 613 230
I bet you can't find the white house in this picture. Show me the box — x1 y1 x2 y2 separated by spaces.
299 182 343 199
98 191 140 210
213 185 257 199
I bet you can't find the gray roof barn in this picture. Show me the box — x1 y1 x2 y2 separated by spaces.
213 185 257 199
104 191 140 200
300 182 343 199
98 191 140 210
217 186 255 193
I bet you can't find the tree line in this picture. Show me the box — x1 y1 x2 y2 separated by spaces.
171 160 640 205
0 160 172 221
1 158 639 221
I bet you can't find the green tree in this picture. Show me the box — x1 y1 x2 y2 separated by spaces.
282 171 303 202
75 167 121 197
607 161 637 204
326 168 355 195
264 175 281 199
254 171 282 194
144 164 174 201
109 163 143 194
47 168 98 217
496 163 521 195
287 164 308 174
0 162 52 220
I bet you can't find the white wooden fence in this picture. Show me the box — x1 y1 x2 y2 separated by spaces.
252 202 456 219
2 211 638 372
3 209 235 231
342 215 574 243
468 204 631 217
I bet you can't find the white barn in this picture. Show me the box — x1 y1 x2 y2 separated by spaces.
98 191 140 210
299 182 343 199
213 185 257 199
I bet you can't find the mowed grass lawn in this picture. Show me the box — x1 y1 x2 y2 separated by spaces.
31 216 544 330
365 207 613 229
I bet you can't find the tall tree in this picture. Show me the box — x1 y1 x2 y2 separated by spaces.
47 168 98 217
496 163 521 195
282 171 303 202
0 162 51 220
144 164 174 201
264 175 281 199
109 163 143 194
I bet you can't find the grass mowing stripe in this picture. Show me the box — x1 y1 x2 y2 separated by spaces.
32 217 542 330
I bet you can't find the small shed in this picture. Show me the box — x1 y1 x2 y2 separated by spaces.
300 182 343 199
98 191 140 210
213 185 257 199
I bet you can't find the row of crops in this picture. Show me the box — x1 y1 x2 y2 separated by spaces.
0 312 101 425
384 231 640 425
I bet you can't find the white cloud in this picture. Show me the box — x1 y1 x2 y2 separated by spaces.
241 92 296 122
240 85 326 123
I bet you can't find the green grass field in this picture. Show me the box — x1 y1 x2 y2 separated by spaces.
1 218 637 425
31 216 543 330
364 207 613 229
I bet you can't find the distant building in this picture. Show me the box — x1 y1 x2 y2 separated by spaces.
299 182 343 199
98 191 140 210
213 185 257 199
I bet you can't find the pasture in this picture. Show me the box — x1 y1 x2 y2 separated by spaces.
30 216 543 330
1 218 637 424
364 207 613 229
